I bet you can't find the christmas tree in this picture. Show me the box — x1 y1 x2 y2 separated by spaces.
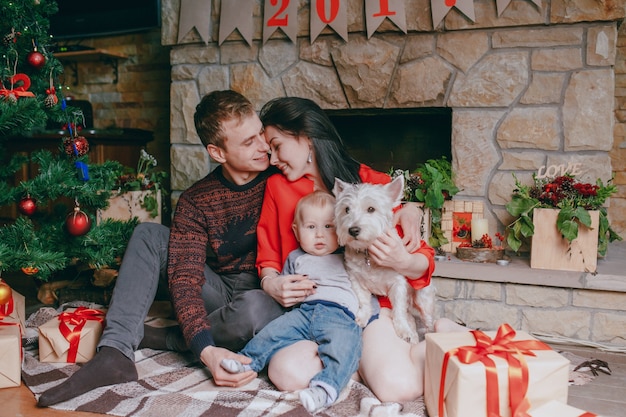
1 0 139 282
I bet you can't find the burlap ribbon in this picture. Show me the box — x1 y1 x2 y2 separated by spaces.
57 307 105 363
437 323 552 417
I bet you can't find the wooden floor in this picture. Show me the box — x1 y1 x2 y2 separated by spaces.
0 343 622 417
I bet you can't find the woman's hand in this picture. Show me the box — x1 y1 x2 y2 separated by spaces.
262 274 317 308
368 229 429 279
393 202 423 252
200 345 257 387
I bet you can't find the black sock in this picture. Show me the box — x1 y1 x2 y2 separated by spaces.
139 324 188 352
37 346 138 407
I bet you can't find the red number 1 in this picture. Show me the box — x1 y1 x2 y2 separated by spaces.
373 0 396 17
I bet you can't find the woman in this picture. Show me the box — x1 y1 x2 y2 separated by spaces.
255 96 437 402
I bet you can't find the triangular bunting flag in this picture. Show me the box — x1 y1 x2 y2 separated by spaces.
365 0 407 39
263 0 298 44
310 0 348 43
178 0 212 44
497 0 542 16
219 0 254 45
431 0 475 29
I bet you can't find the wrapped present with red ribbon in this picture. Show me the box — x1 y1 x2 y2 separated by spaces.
0 322 22 388
38 307 106 363
0 289 26 337
529 400 600 417
424 323 570 417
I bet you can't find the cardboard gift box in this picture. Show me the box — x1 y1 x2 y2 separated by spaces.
529 400 601 417
38 307 105 363
0 324 22 388
0 289 26 336
425 324 570 417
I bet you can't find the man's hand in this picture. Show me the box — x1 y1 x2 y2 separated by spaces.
200 345 257 387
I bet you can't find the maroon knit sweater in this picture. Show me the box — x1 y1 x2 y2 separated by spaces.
167 166 270 356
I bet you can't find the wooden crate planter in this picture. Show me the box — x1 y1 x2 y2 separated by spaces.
97 190 162 224
530 208 599 272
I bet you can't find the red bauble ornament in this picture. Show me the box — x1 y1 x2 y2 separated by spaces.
21 266 39 276
63 136 90 157
18 196 37 216
27 49 45 69
66 206 91 236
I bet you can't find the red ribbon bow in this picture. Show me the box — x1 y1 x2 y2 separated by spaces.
0 73 36 101
438 323 552 417
57 307 105 363
579 413 597 417
0 297 14 318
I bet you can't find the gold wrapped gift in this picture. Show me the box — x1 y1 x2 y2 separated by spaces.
0 324 22 388
425 324 570 417
38 307 105 363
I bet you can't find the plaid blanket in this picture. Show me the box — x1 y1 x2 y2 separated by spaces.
21 348 427 417
21 306 427 417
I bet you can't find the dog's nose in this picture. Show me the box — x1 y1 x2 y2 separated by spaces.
349 226 360 238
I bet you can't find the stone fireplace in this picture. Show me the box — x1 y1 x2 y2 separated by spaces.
161 1 626 348
162 0 623 238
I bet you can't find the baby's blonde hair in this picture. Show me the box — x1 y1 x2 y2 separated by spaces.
293 191 336 227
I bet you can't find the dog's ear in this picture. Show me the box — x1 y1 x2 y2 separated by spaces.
333 178 348 196
388 175 405 202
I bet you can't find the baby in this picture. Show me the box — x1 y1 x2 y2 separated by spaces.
222 191 376 413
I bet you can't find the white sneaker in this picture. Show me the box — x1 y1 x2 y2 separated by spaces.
299 386 329 413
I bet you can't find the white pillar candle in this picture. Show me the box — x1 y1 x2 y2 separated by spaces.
471 218 489 243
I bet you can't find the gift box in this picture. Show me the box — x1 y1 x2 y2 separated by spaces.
425 324 570 417
0 324 22 388
0 289 26 336
38 307 105 363
529 400 601 417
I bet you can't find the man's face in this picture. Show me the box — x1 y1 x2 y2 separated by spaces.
218 113 270 183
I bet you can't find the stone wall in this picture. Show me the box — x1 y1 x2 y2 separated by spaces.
162 0 626 238
434 276 626 347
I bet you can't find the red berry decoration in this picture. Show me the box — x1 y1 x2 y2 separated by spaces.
63 136 90 157
27 48 45 69
18 196 37 216
66 205 91 236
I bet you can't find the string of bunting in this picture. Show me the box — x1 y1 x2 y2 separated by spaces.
177 0 542 45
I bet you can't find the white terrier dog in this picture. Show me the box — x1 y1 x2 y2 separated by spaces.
333 176 436 343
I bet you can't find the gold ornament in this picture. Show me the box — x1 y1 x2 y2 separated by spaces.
0 281 13 305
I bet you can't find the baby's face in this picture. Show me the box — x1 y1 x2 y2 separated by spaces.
294 204 339 256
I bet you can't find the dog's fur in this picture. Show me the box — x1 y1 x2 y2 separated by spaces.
333 176 436 343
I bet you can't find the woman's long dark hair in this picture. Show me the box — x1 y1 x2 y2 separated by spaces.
259 97 362 191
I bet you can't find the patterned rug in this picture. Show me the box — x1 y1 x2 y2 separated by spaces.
20 306 427 417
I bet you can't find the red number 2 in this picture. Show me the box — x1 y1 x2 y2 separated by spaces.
267 0 289 27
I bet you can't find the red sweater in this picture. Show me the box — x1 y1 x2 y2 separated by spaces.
256 165 435 308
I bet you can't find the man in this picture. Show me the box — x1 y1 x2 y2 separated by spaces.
38 90 284 407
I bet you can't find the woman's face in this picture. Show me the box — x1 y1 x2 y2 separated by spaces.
264 125 312 182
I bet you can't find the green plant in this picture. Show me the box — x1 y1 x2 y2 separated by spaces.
506 173 622 256
390 156 459 250
112 150 168 218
